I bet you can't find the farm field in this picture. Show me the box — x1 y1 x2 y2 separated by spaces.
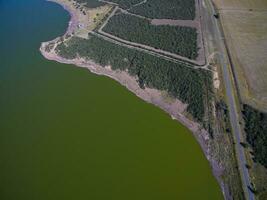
213 0 267 10
213 0 267 110
220 11 267 109
212 0 267 199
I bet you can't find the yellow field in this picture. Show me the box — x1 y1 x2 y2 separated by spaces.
213 0 267 10
213 0 267 110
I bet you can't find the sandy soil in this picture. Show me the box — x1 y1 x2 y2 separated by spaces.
41 0 225 197
49 0 112 38
48 0 79 35
151 19 199 28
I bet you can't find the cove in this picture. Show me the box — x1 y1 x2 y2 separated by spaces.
0 0 223 199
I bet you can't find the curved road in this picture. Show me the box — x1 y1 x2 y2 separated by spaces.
204 0 255 199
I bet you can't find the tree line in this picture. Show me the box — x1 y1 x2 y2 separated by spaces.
104 0 196 20
105 0 143 9
129 0 195 20
242 104 267 167
75 0 105 8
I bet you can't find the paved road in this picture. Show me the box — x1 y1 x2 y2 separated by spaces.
204 0 255 199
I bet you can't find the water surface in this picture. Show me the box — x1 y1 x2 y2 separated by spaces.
0 0 223 199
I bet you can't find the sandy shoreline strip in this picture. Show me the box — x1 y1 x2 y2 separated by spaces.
41 0 226 197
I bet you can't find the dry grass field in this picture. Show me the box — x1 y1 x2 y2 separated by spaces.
213 0 267 111
213 0 267 10
212 1 267 198
57 0 112 38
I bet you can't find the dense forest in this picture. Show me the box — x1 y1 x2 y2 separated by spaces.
73 0 196 19
102 13 198 59
104 0 195 20
105 0 143 9
130 0 195 20
242 105 267 167
56 36 211 122
76 0 105 8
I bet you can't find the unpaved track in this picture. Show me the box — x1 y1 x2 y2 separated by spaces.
97 28 206 66
98 0 206 66
90 31 211 71
96 5 208 68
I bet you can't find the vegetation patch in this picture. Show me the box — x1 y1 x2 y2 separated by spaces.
130 0 195 20
102 13 198 59
105 0 143 9
56 36 211 122
242 104 267 167
105 0 195 19
75 0 106 8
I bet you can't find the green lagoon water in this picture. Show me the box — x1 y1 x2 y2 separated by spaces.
0 0 223 199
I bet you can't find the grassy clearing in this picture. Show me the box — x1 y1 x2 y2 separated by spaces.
219 10 267 110
55 0 112 38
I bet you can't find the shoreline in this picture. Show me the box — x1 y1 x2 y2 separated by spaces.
41 0 226 198
48 0 79 35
